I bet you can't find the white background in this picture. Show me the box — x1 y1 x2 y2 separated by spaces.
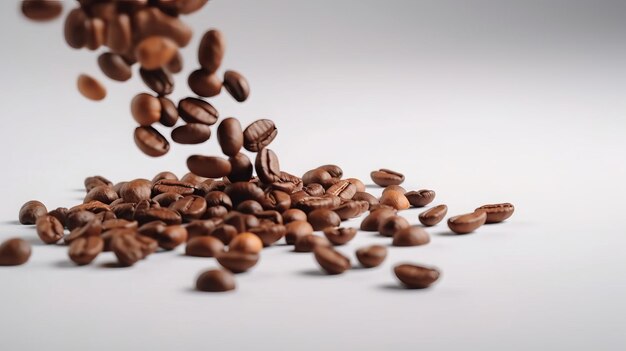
1 1 625 350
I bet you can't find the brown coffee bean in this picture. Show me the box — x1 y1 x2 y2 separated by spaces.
111 234 145 266
152 171 178 184
185 236 224 257
360 208 396 231
131 93 161 126
204 191 233 210
223 70 250 102
84 185 119 205
152 179 195 196
36 215 64 244
135 36 178 70
65 218 102 244
66 210 97 231
198 29 225 73
157 225 188 250
243 119 277 152
255 148 281 184
84 18 105 50
64 8 87 48
186 219 222 239
69 201 111 214
370 169 405 187
379 190 410 211
303 183 326 197
308 209 341 231
120 179 151 203
210 224 238 244
418 205 448 226
393 226 430 246
314 246 350 275
85 176 113 192
187 155 232 179
447 211 487 234
346 178 366 192
229 233 263 254
323 227 357 246
134 126 170 157
260 190 291 213
223 213 259 233
170 196 207 221
166 51 183 73
382 185 407 195
102 219 138 232
406 190 436 208
282 209 307 224
171 123 211 144
19 200 47 225
227 153 253 182
68 236 103 266
475 203 515 223
196 269 235 292
77 74 106 101
217 117 244 157
158 97 179 127
249 224 286 247
294 234 330 252
0 239 32 266
178 97 218 125
140 67 174 96
256 210 283 225
217 251 259 274
97 53 132 82
302 168 332 186
21 0 62 21
378 215 410 237
352 192 379 210
285 221 314 245
270 171 303 194
224 182 265 206
204 206 229 219
237 200 263 214
326 180 357 200
188 69 222 97
315 165 342 178
96 211 116 222
394 264 441 289
48 207 69 228
294 196 337 213
356 245 387 268
106 13 131 53
136 208 182 226
101 228 134 252
133 7 192 47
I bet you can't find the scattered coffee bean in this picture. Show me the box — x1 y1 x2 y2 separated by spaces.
68 236 103 265
228 153 253 182
21 0 63 21
223 70 250 102
131 93 161 126
210 224 238 245
326 180 356 200
255 148 281 184
282 209 307 224
447 211 487 234
140 67 174 95
85 176 113 192
393 226 431 247
378 215 410 237
360 208 396 232
196 269 235 292
19 200 47 225
243 119 277 152
379 190 410 211
185 236 224 257
308 209 341 231
188 69 222 97
346 178 366 192
48 207 69 227
111 234 145 267
0 238 32 266
382 185 406 194
198 29 225 73
370 169 405 187
171 123 212 144
178 97 218 125
323 227 357 246
249 224 286 247
405 189 436 208
84 185 119 204
394 264 441 289
120 179 152 203
170 196 207 220
66 210 97 231
314 246 350 275
158 97 179 127
153 179 196 196
294 234 330 252
36 215 65 244
135 36 178 70
237 200 263 214
352 192 379 210
98 52 132 81
134 126 170 157
77 74 106 101
217 117 244 157
285 220 314 245
229 233 263 254
65 218 102 244
216 251 259 273
475 203 515 223
356 245 387 268
418 205 448 226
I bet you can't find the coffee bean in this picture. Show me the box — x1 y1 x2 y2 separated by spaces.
225 182 265 207
223 213 259 233
393 226 430 246
19 200 47 225
259 190 290 213
359 208 396 232
217 118 243 157
302 169 331 186
180 172 208 186
475 203 515 223
285 220 314 245
237 200 263 214
188 69 222 97
152 171 178 184
134 126 170 157
317 165 343 179
67 210 97 231
186 219 222 239
228 153 253 182
69 201 111 214
36 215 65 244
158 97 179 127
77 74 106 101
294 234 330 252
171 123 212 144
270 171 303 194
346 178 366 192
394 264 441 289
379 190 410 211
229 233 263 254
68 236 104 266
447 211 487 234
133 8 193 48
178 97 218 125
185 236 224 257
106 13 131 53
223 70 250 102
418 205 448 226
249 224 286 247
282 209 307 224
166 51 183 73
131 93 161 126
198 29 225 73
255 148 281 184
101 227 134 252
256 210 283 225
196 269 235 292
84 176 113 193
405 190 436 208
370 169 405 187
294 196 336 213
120 179 152 203
84 185 119 204
96 210 116 222
217 251 259 274
307 209 341 231
356 245 387 268
323 227 357 246
64 8 88 48
156 225 188 250
102 219 138 232
326 180 356 200
204 205 229 219
65 218 102 244
0 238 32 266
111 234 145 267
332 201 361 221
135 208 182 226
204 191 233 210
210 224 238 245
98 52 132 82
170 196 207 220
378 215 410 237
243 119 277 152
21 0 63 21
152 179 195 196
85 18 105 50
135 36 178 70
140 67 174 95
187 155 232 179
314 246 350 275
48 207 69 228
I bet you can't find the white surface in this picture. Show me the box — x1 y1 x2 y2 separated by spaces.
1 1 626 350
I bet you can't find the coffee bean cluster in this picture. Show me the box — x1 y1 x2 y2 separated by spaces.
21 0 251 162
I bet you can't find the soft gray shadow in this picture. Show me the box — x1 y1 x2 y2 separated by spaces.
54 260 77 268
1 220 23 225
183 287 236 295
73 188 85 192
365 184 381 189
297 268 327 277
436 231 460 237
378 283 432 292
351 265 373 271
99 261 128 269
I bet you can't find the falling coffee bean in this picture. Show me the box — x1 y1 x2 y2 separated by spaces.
131 93 161 126
178 97 218 125
243 119 277 152
255 148 281 184
187 155 232 179
171 123 212 144
77 74 106 101
198 29 225 73
98 52 132 82
223 70 250 102
21 0 63 21
188 69 222 97
140 67 174 96
217 117 244 157
378 215 410 237
370 169 405 187
323 227 357 246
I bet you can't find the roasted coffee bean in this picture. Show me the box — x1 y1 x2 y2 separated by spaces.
317 165 343 179
249 224 286 247
136 235 159 257
135 36 178 70
282 209 307 224
224 213 259 233
255 148 281 184
111 234 145 266
95 211 116 222
323 227 357 246
158 97 179 127
217 251 259 274
294 196 336 213
255 210 283 224
260 190 291 213
188 69 222 97
68 236 103 266
475 203 515 223
106 13 131 53
157 225 188 250
225 182 265 206
303 183 325 197
180 172 208 186
84 185 119 205
448 211 487 234
198 29 225 72
326 180 356 200
152 171 178 184
270 171 303 194
166 51 183 73
290 191 308 204
243 119 277 152
223 70 250 102
178 97 218 125
356 245 387 268
21 0 63 21
393 226 431 247
394 264 441 289
371 169 405 187
84 17 105 51
196 269 235 292
237 200 263 214
204 205 228 219
136 208 182 226
131 93 161 126
64 8 87 48
19 200 47 225
229 233 263 254
171 123 212 144
77 74 106 101
210 224 238 245
302 169 332 186
332 201 362 221
65 218 102 244
378 215 410 237
418 205 448 226
67 210 97 231
110 203 136 221
217 118 243 157
69 201 111 214
285 221 314 245
170 196 207 220
382 185 407 195
360 208 396 232
294 234 330 253
204 191 233 210
36 215 65 244
185 236 224 257
379 190 410 211
228 153 253 182
135 126 170 157
101 228 134 252
138 221 167 238
112 182 127 196
120 179 152 203
133 7 193 47
307 209 341 231
0 238 32 266
186 219 221 239
85 176 113 192
346 178 366 192
187 155 232 179
140 67 174 95
406 190 436 208
152 179 195 196
98 52 132 82
102 219 138 232
314 246 350 275
48 207 69 228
